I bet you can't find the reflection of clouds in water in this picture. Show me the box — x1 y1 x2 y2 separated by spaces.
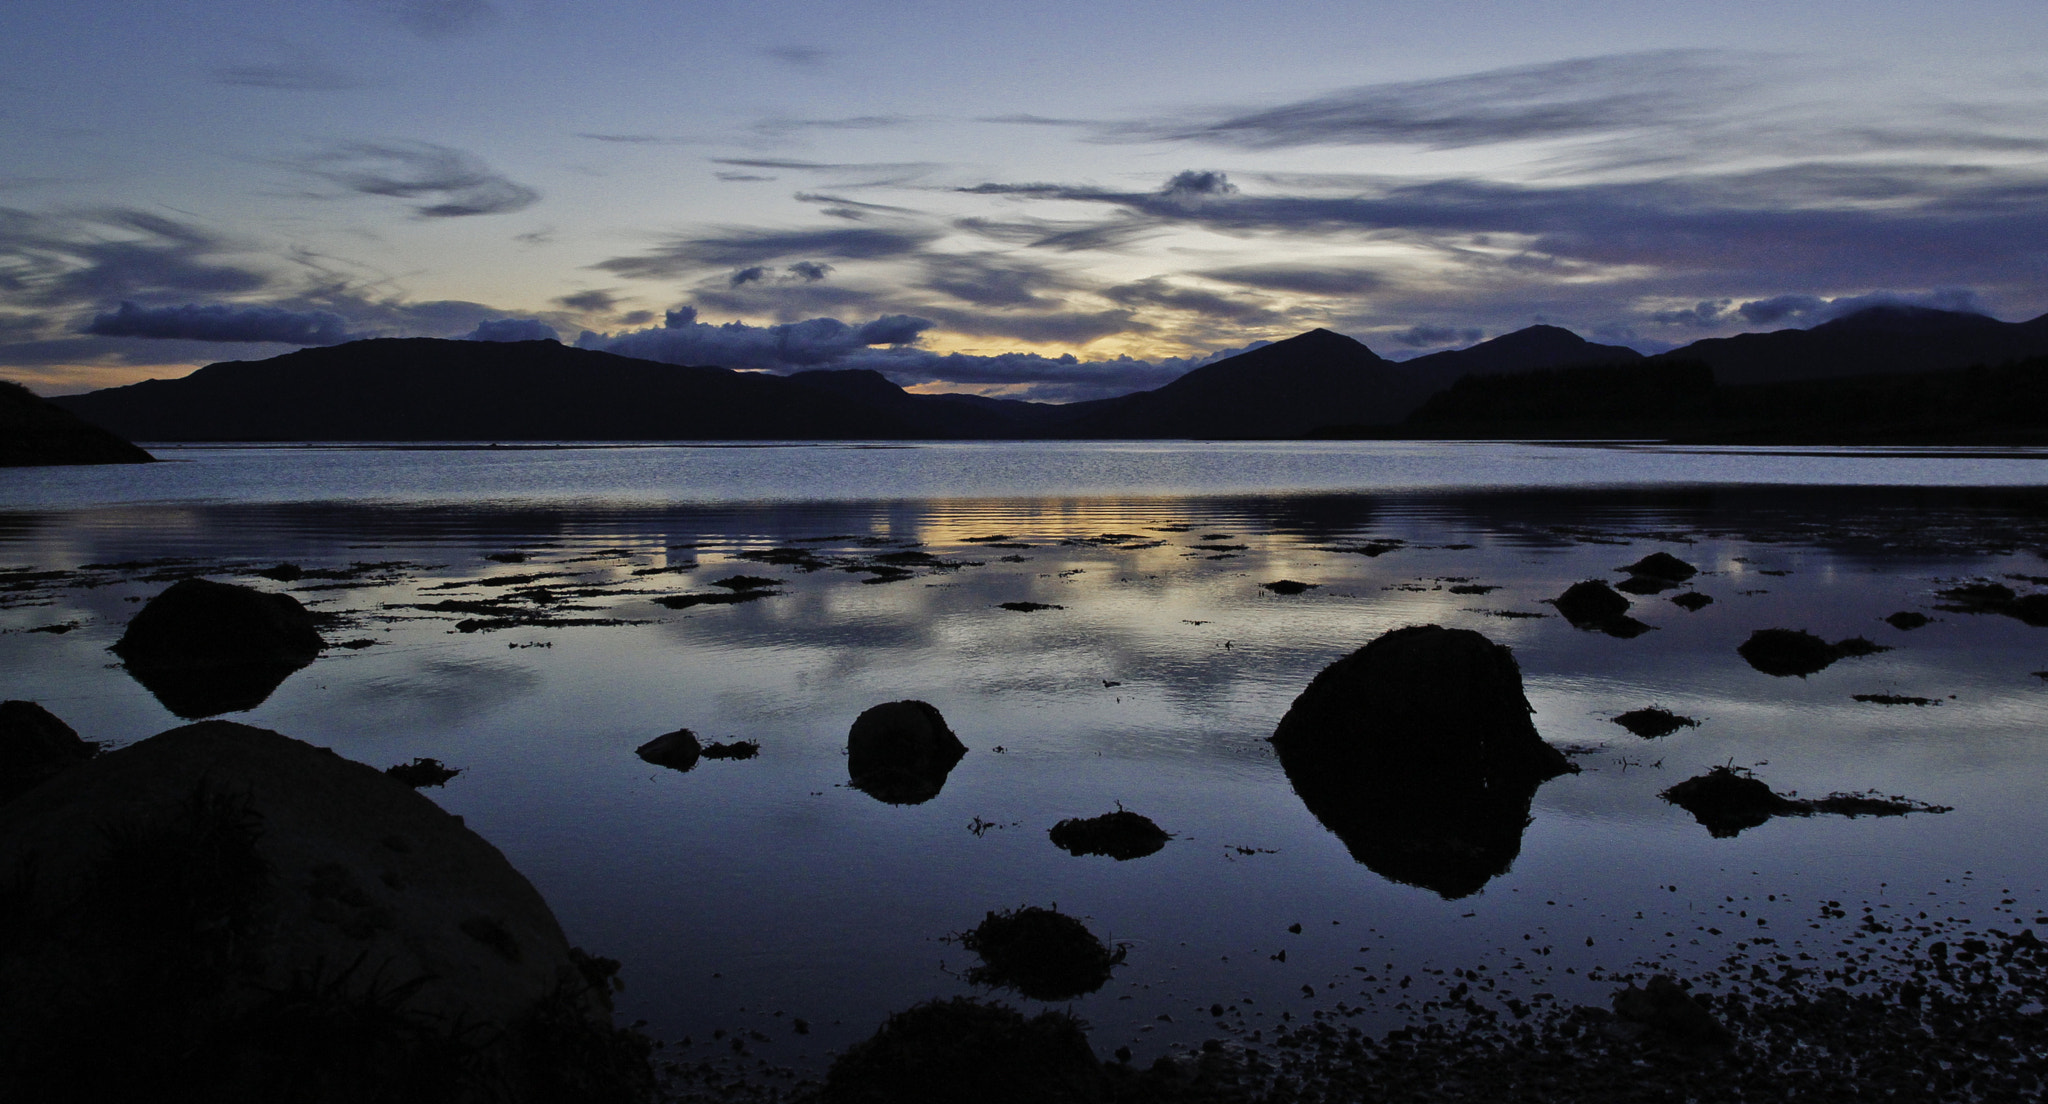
343 657 541 725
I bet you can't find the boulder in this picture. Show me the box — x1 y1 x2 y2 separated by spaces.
847 700 967 805
1661 767 1801 837
1269 625 1576 898
1621 552 1698 582
959 906 1123 1001
0 721 649 1100
1551 579 1652 636
0 700 98 804
112 578 326 718
821 997 1104 1104
1048 810 1169 861
635 727 702 771
1736 628 1888 677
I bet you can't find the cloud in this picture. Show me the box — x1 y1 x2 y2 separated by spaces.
82 301 359 344
554 289 619 313
214 45 367 91
755 116 914 135
297 141 539 217
1735 288 1989 328
1099 277 1281 326
1128 50 1758 150
716 172 776 182
351 0 495 37
595 226 943 278
763 46 830 68
576 309 1243 401
1201 264 1382 296
0 208 272 310
920 254 1074 308
462 318 559 342
1392 324 1483 349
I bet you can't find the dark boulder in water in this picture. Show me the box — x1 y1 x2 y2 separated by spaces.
112 578 326 718
1662 767 1803 837
1737 628 1889 677
1616 574 1678 595
1884 610 1931 630
821 997 1104 1104
0 700 98 804
959 906 1124 1001
1269 625 1576 898
636 727 702 771
1621 551 1699 583
847 700 967 805
0 721 650 1101
1612 707 1700 739
1260 579 1318 595
1550 579 1651 635
1048 810 1170 860
1671 591 1714 611
1662 765 1949 837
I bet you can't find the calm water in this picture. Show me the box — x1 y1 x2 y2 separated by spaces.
4 441 2047 1071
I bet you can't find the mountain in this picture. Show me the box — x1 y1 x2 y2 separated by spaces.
1049 328 1421 437
51 339 1024 442
1 379 154 465
1658 306 2048 385
1401 324 1641 381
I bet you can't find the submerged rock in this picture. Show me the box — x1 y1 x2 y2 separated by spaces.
1884 610 1931 630
1612 707 1700 739
1663 765 1950 837
1736 628 1889 677
0 721 648 1100
1621 552 1699 583
1048 810 1170 860
636 727 702 771
1260 579 1318 595
847 700 967 805
960 906 1124 1001
1270 625 1576 898
1550 580 1651 636
0 700 99 804
1670 591 1714 611
112 578 326 718
821 997 1103 1104
1662 767 1803 837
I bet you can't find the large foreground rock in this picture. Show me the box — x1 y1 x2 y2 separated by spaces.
113 577 326 717
0 700 97 804
0 378 154 466
822 997 1104 1104
847 700 967 804
0 721 649 1101
1270 625 1576 898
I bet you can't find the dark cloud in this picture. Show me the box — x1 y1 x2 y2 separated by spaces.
575 133 694 145
920 254 1074 308
755 116 914 135
725 262 832 290
462 318 559 342
763 46 830 68
576 309 1238 402
793 193 922 220
351 0 495 37
1099 277 1281 326
554 289 619 313
716 173 776 183
979 114 1096 128
711 158 939 177
82 301 358 344
595 226 943 278
1651 300 1733 329
1736 288 1988 328
214 45 367 91
730 266 768 288
1201 264 1382 296
1392 324 1483 349
951 215 1160 253
298 142 539 218
0 208 271 310
787 261 833 281
1130 50 1755 150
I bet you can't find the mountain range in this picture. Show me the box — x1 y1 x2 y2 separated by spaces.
47 305 2048 444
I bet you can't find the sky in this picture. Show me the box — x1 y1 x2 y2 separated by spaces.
4 0 2047 399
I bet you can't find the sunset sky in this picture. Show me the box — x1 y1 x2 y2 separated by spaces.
5 0 2046 398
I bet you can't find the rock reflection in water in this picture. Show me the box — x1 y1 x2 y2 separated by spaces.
1270 625 1576 899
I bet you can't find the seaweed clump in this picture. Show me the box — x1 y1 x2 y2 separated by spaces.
1048 809 1170 860
383 757 461 787
1611 708 1700 739
959 906 1123 1001
1663 765 1951 838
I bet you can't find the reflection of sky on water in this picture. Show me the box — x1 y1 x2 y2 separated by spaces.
3 453 2047 1068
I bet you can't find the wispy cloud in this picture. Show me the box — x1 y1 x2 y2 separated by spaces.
296 141 539 217
595 226 943 278
214 44 367 91
82 301 359 344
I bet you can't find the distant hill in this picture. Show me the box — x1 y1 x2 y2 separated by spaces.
1655 305 2048 385
1384 353 2048 444
52 339 1035 442
0 380 154 466
46 306 2048 443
